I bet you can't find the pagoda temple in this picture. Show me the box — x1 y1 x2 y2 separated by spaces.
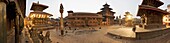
25 2 53 29
97 3 115 25
137 0 170 29
108 0 170 40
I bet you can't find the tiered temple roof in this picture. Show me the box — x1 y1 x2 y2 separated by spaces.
141 0 163 7
29 2 52 18
31 2 48 11
100 3 113 10
137 0 170 16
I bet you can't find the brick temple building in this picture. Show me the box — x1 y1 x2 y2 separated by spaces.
0 0 26 43
25 2 53 29
97 3 115 25
137 0 170 29
66 11 103 27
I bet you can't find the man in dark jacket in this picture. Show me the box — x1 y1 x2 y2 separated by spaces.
132 25 136 32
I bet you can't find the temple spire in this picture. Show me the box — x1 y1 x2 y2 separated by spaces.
103 2 109 7
106 2 107 3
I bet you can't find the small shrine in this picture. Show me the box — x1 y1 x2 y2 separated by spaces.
124 12 133 27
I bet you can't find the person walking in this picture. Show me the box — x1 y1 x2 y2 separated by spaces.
132 25 136 32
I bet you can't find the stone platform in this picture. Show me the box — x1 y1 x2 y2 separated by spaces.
107 26 170 40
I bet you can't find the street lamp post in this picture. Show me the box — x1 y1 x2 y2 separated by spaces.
59 3 64 36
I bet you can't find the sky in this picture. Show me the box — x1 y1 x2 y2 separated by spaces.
26 0 170 18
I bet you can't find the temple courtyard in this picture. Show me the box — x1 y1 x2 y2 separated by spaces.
40 25 170 43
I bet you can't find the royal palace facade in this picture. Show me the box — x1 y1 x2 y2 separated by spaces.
66 11 103 27
65 3 115 27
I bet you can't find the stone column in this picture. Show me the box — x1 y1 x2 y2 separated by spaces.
0 2 7 43
15 14 20 43
59 3 64 36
